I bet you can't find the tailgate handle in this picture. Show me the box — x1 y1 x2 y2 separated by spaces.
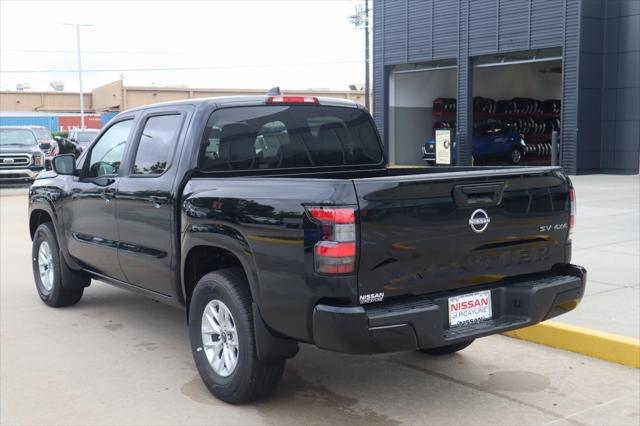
453 183 505 207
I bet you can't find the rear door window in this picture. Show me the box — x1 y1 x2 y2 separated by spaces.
132 114 182 175
199 105 383 171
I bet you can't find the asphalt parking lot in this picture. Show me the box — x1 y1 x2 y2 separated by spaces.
1 188 639 425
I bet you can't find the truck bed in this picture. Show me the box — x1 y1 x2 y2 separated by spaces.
195 165 534 180
184 165 571 341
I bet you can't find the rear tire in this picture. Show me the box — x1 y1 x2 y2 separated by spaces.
510 148 523 164
188 268 285 404
32 222 88 307
418 339 475 355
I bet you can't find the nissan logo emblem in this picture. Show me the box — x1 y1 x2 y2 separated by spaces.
469 209 490 233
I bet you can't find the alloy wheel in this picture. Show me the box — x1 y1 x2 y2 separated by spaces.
37 241 54 291
201 299 239 377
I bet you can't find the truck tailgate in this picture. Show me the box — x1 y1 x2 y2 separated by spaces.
353 167 571 301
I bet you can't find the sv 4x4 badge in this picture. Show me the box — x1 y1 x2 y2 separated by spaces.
540 223 568 232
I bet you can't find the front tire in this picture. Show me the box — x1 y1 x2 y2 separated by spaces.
510 148 523 164
418 339 475 355
188 269 285 404
32 222 87 307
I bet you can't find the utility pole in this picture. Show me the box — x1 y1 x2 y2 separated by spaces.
348 1 371 110
64 23 93 129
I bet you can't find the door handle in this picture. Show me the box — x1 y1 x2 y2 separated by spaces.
149 195 169 208
453 182 505 207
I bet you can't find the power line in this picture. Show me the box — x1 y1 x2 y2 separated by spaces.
0 59 363 74
1 48 190 55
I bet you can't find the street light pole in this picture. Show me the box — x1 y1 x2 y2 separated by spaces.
364 0 370 111
348 2 371 111
64 23 92 129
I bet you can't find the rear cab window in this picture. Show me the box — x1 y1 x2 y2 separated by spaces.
199 105 383 171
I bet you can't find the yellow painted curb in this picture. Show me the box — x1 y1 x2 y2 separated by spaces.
504 321 640 369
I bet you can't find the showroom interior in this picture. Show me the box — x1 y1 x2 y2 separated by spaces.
373 0 640 174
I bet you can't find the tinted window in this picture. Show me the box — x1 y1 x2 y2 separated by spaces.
200 105 383 171
33 128 52 140
78 131 99 144
86 120 133 178
0 129 37 146
133 114 181 175
484 125 507 136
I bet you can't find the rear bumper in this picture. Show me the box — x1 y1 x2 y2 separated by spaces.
312 264 586 354
0 168 39 180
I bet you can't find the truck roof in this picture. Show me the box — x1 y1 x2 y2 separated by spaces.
122 95 363 115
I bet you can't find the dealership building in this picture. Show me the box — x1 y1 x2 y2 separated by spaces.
373 0 639 174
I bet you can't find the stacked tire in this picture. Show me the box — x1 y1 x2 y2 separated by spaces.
433 98 457 113
432 97 561 160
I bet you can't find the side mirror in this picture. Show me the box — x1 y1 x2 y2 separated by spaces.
53 136 62 142
52 154 77 176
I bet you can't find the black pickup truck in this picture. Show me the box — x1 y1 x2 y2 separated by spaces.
29 95 586 403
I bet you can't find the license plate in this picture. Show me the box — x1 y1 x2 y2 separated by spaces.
448 290 492 327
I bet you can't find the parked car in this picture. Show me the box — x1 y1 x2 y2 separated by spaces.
68 129 100 149
29 96 585 404
0 126 46 181
423 123 527 165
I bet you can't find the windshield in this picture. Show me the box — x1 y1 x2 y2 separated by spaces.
0 129 37 146
78 131 99 144
200 105 384 171
33 128 53 140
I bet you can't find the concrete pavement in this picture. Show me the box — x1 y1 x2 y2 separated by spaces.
556 175 640 338
1 177 639 425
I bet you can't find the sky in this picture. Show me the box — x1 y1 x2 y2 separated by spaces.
0 0 368 92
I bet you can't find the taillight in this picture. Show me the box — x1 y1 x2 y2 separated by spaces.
266 96 319 105
308 206 356 275
569 187 576 241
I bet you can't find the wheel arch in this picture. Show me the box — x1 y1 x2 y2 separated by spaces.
29 208 54 240
182 243 260 317
29 203 82 271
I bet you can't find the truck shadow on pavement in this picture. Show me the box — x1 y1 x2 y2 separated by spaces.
70 285 578 425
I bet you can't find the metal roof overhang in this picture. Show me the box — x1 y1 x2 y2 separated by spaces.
391 48 562 75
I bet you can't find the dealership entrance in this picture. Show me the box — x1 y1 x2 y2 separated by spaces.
388 61 456 165
388 49 563 167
